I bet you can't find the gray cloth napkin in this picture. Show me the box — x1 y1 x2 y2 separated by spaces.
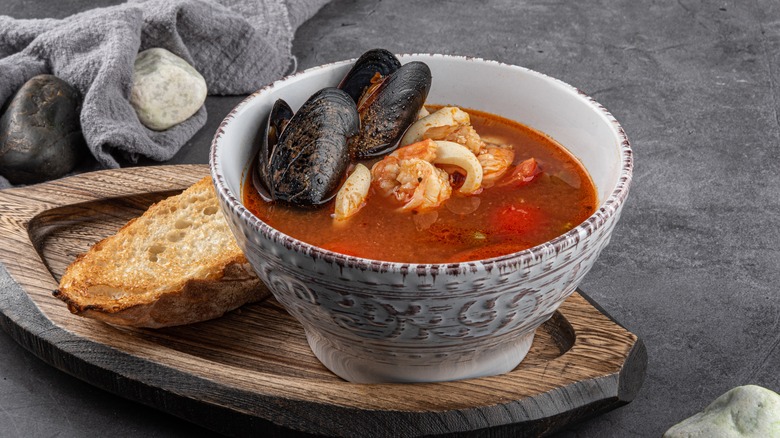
0 0 329 176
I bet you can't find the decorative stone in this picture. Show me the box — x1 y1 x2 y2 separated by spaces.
0 75 87 185
130 48 207 131
664 385 780 438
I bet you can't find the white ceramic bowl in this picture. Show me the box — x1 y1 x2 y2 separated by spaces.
210 54 632 383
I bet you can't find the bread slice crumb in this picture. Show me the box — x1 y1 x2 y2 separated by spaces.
54 176 267 328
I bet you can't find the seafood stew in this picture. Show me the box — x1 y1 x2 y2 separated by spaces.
244 106 597 263
214 51 632 383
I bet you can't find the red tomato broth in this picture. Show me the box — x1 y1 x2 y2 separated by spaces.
243 108 597 263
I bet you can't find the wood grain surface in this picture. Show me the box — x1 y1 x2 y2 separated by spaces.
0 165 646 437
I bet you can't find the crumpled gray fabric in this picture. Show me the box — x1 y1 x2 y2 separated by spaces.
0 0 329 172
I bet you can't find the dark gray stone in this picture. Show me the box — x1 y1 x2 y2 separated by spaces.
0 74 86 184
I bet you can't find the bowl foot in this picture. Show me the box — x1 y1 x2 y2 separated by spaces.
306 330 536 383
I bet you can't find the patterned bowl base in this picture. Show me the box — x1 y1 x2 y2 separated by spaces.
305 327 537 383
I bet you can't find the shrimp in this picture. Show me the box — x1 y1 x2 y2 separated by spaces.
401 107 485 154
401 106 518 188
372 155 451 211
393 137 437 162
478 144 515 186
442 125 485 155
371 139 482 210
395 159 452 211
372 142 443 209
371 155 402 198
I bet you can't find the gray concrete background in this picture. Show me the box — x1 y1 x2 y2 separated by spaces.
2 0 780 436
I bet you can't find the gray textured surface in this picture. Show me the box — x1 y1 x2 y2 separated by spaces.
0 0 326 169
1 0 779 437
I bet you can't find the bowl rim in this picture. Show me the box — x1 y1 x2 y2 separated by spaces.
210 53 633 272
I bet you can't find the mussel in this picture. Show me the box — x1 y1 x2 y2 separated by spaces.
254 99 294 200
254 88 359 208
252 49 432 209
352 61 432 159
338 48 402 104
338 50 432 159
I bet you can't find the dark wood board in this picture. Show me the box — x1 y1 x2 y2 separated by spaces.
0 165 646 437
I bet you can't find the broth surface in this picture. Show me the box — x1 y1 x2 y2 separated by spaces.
244 108 597 263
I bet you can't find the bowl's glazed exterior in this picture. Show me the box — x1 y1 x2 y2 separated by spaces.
211 54 632 383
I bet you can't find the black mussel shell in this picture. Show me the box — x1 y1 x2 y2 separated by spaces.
269 88 359 207
349 61 432 159
338 48 402 104
254 99 294 200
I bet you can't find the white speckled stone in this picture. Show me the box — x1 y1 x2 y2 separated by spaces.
130 48 207 131
664 385 780 438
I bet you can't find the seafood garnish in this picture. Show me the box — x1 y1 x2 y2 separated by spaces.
251 48 538 217
371 139 483 211
255 88 359 207
334 164 371 221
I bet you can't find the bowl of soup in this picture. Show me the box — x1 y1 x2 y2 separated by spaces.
210 52 632 383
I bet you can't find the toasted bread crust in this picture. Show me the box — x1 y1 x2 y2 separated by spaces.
54 176 268 328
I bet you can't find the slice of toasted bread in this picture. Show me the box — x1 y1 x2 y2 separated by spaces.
54 176 267 328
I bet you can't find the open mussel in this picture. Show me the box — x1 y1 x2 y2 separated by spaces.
254 99 294 200
343 60 432 159
254 88 359 208
252 49 432 208
338 48 402 104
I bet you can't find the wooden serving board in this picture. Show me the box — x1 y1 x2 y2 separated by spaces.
0 165 646 437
